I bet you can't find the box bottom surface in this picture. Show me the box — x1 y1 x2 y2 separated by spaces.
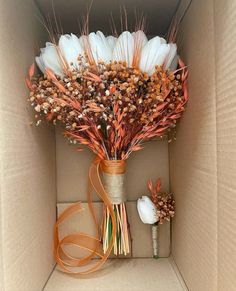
44 258 186 291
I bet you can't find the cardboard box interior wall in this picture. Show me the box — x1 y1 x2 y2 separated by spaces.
0 0 235 290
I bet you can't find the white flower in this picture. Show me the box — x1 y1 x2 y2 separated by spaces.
137 196 158 224
89 31 112 64
35 30 178 77
133 30 148 48
36 42 64 78
139 36 170 75
106 35 117 51
35 56 45 74
168 54 179 71
164 43 177 70
112 31 134 67
59 33 83 69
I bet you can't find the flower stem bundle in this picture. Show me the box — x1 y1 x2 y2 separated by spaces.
103 203 129 255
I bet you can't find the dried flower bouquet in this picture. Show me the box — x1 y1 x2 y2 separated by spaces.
26 20 188 273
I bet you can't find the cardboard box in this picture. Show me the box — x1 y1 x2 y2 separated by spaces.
1 0 235 290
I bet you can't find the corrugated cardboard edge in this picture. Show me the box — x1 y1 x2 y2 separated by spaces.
169 257 188 291
214 0 236 289
170 0 218 289
171 0 236 290
0 184 5 291
0 1 57 290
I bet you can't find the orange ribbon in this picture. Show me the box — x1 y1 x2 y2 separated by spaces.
100 159 126 174
54 157 126 274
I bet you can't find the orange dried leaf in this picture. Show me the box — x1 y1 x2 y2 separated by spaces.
170 114 181 120
178 58 185 68
76 148 83 152
78 125 90 131
46 112 54 121
131 145 143 152
25 78 32 90
54 98 69 106
54 81 67 94
147 179 153 193
155 102 167 112
29 63 35 79
45 68 57 81
84 71 101 82
155 126 168 133
156 178 161 193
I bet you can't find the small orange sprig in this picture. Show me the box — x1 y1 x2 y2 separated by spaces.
147 178 175 225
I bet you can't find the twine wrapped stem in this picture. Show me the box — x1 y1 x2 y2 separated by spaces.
151 223 159 258
101 160 130 255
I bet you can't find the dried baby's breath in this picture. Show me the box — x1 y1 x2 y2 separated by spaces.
27 57 188 160
148 178 175 224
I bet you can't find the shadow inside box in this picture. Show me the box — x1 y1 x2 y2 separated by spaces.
45 258 186 291
56 258 133 279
